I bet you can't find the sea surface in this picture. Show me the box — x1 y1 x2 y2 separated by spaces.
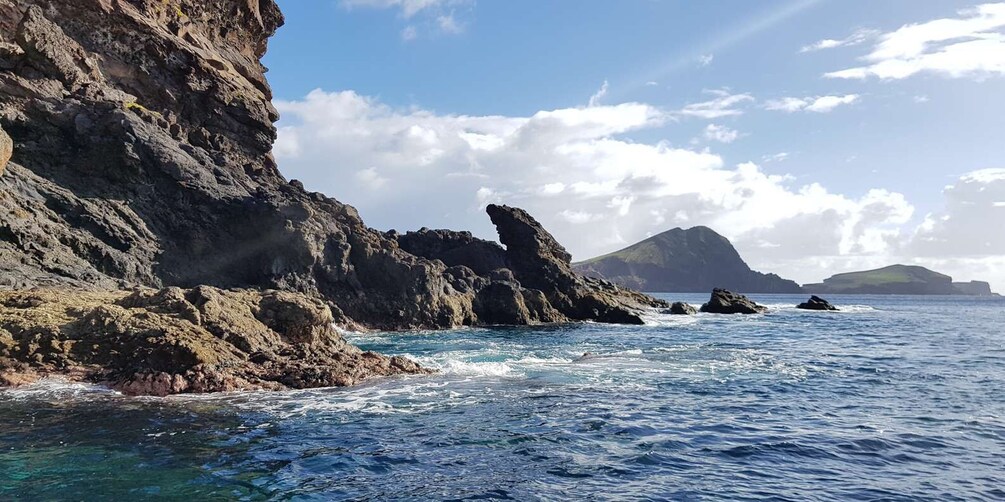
2 294 1004 501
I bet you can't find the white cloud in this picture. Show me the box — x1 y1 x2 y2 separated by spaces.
764 94 859 113
341 0 471 38
911 168 1005 258
678 89 754 119
341 0 454 18
762 152 790 163
703 124 740 143
698 54 715 67
826 3 1005 80
356 167 389 189
436 12 464 34
401 25 418 41
273 88 970 289
588 80 609 107
800 28 878 53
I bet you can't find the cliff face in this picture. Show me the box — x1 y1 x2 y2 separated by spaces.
573 226 802 294
0 0 663 331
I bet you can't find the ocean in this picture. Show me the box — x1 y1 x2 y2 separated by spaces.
2 294 1004 500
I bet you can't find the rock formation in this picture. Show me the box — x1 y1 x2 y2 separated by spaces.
0 124 11 174
574 226 802 293
666 302 697 315
393 205 668 325
0 287 426 395
796 295 838 311
700 288 768 314
951 281 997 297
0 0 666 392
804 265 998 296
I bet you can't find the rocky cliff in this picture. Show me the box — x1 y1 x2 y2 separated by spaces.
0 0 664 392
573 226 802 293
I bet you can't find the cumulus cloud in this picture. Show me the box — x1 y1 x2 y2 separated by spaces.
911 168 1005 257
272 88 964 288
703 124 741 143
764 94 860 113
825 3 1005 80
677 89 754 119
800 28 878 53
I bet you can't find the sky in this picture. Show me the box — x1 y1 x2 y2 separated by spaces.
264 0 1005 290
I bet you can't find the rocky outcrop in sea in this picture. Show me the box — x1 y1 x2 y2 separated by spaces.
0 0 666 393
797 296 838 311
700 289 768 314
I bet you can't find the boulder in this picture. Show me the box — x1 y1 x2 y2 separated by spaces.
666 302 697 315
699 288 767 314
796 295 838 311
0 125 10 175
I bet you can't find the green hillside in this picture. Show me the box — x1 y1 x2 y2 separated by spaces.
573 226 802 293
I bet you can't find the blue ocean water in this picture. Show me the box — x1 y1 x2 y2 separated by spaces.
2 294 1004 500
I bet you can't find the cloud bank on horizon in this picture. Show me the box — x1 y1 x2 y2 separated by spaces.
271 1 1005 290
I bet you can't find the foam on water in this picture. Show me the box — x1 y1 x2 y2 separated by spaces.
0 378 119 401
3 294 1004 500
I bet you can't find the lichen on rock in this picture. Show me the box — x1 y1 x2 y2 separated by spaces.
0 287 428 396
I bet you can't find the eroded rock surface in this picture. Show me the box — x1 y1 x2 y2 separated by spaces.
700 288 767 314
0 287 426 395
0 0 668 392
0 0 662 330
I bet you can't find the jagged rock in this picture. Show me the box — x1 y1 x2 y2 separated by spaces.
700 288 767 314
0 0 672 391
0 287 427 396
796 295 838 311
0 0 664 333
395 228 508 276
0 125 10 175
486 204 667 324
666 302 697 315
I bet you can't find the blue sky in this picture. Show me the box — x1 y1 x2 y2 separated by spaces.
264 1 1005 289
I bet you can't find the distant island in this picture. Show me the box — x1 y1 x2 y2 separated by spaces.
574 228 998 297
804 264 999 296
573 226 802 293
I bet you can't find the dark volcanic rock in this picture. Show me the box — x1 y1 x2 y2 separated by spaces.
0 0 664 331
0 288 427 396
797 295 838 311
700 288 767 314
574 226 802 293
667 302 697 315
0 0 671 391
487 204 667 324
394 228 508 276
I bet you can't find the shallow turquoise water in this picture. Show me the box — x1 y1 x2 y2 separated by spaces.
2 294 1004 500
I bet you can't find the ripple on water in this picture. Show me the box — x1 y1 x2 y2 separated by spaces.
2 294 1005 500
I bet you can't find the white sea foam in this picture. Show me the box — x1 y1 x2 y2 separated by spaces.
0 378 119 400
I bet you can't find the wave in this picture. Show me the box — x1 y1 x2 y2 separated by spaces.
0 378 119 401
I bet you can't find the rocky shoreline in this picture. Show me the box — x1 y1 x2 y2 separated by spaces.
0 0 849 397
0 0 672 395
